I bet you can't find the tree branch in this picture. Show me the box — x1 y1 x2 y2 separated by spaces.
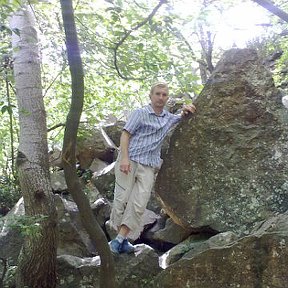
252 0 288 23
113 0 167 80
165 22 207 67
47 123 66 132
43 63 67 97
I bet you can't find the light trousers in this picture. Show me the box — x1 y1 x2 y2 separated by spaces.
110 159 155 233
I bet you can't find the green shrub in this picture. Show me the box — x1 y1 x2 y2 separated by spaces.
0 177 21 214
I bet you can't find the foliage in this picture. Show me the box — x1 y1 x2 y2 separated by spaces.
8 214 48 237
0 177 20 213
0 16 18 180
0 0 288 181
247 0 288 90
20 0 205 159
2 263 17 288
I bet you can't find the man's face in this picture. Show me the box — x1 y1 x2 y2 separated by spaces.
150 86 169 109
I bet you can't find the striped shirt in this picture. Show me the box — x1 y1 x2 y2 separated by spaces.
123 104 182 168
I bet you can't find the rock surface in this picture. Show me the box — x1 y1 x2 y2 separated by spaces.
155 48 288 234
76 125 119 169
159 231 237 267
0 198 24 265
57 244 161 288
153 212 288 288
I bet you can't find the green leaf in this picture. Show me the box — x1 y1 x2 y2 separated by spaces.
0 24 12 35
137 43 144 50
6 105 14 115
1 105 8 114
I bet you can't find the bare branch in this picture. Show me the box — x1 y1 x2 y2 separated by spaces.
47 123 66 132
113 0 168 80
252 0 288 23
165 23 207 67
43 63 67 97
47 121 89 133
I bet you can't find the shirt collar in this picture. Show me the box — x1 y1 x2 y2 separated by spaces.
146 104 167 117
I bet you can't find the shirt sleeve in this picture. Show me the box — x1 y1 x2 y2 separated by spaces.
169 113 182 126
123 109 142 135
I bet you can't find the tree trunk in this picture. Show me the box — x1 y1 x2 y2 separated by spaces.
198 24 214 84
10 6 58 288
59 0 116 287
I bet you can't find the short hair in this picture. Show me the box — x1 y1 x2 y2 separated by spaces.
149 82 169 96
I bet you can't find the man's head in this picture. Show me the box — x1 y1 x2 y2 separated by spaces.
149 82 169 112
149 82 169 96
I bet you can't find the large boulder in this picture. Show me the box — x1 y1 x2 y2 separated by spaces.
76 124 121 169
155 48 288 234
103 121 125 147
153 212 288 288
91 162 116 200
56 196 96 256
159 231 237 267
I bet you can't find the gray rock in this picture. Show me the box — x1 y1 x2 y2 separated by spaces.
159 233 210 268
91 162 115 200
76 125 117 169
57 244 162 288
91 197 111 228
50 170 67 191
56 196 96 257
103 121 125 148
0 198 24 265
89 158 108 173
153 212 288 288
160 231 237 268
81 181 102 204
49 148 63 169
0 196 100 264
152 218 193 244
146 188 163 215
155 48 288 234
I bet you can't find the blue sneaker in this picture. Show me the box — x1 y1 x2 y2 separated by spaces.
109 239 122 254
120 239 135 254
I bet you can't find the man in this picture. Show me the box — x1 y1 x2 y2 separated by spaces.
109 82 196 254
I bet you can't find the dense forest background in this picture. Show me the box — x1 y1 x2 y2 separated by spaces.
1 0 288 203
0 0 288 287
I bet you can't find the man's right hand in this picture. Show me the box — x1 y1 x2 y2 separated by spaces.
119 158 131 175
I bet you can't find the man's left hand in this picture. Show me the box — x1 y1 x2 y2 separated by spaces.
181 104 196 116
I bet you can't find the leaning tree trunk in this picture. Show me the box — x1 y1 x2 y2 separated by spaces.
10 6 58 288
252 0 288 23
60 0 115 287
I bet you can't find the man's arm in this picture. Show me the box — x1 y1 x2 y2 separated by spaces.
119 130 131 174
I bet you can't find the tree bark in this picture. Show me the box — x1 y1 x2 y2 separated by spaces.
10 6 58 288
252 0 288 23
59 0 116 287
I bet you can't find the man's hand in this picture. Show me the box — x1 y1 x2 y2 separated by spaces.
181 104 196 116
120 157 131 174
